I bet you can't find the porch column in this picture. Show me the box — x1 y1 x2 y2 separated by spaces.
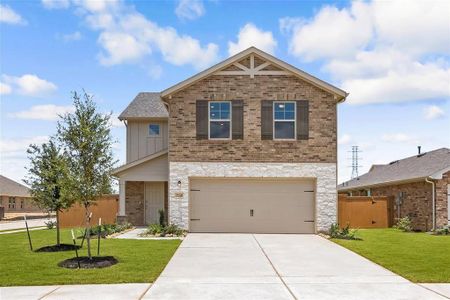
118 179 126 216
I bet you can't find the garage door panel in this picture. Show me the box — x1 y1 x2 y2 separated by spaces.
189 178 315 233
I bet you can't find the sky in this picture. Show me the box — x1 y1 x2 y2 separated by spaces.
1 0 449 185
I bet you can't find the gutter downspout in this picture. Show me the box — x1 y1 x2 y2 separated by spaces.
425 177 436 231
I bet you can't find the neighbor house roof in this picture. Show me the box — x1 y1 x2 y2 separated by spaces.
161 47 348 101
0 175 30 197
118 92 169 120
339 148 450 191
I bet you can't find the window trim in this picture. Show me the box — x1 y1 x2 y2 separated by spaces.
148 124 160 137
273 101 296 140
8 197 16 209
208 101 232 140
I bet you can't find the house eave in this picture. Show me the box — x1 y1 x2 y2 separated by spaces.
161 47 348 102
338 176 429 192
112 149 168 176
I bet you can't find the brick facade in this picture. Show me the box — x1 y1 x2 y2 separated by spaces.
0 195 41 213
125 181 144 226
164 75 337 163
347 174 450 231
436 171 450 228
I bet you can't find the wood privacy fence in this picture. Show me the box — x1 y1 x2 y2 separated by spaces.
59 194 119 228
338 195 394 228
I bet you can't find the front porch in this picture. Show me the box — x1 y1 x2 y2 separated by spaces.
113 150 169 226
118 181 168 226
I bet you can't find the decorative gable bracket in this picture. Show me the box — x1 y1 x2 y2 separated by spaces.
214 54 290 78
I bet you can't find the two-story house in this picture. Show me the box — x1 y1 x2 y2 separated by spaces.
112 47 348 233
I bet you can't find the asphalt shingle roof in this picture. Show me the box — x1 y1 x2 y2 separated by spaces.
118 92 168 120
0 175 30 197
339 148 450 190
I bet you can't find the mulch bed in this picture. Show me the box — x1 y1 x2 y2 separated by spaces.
35 244 81 252
58 256 118 269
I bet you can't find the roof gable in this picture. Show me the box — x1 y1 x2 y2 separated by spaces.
161 47 348 101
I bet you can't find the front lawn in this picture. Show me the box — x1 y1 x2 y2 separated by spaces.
0 228 181 286
332 228 450 283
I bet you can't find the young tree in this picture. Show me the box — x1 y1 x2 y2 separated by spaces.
57 91 116 259
25 139 71 246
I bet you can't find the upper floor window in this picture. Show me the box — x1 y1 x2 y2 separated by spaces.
273 102 296 140
8 197 16 209
149 124 160 136
209 101 231 139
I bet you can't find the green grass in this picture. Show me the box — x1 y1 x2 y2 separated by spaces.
332 228 450 283
0 228 181 286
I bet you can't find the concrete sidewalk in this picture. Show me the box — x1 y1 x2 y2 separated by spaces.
0 217 55 232
0 284 151 300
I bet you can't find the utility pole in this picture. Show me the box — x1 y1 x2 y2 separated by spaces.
350 146 361 179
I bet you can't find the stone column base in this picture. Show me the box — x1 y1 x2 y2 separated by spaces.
116 215 128 225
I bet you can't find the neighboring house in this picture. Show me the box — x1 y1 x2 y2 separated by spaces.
0 175 40 213
338 148 450 231
112 47 348 233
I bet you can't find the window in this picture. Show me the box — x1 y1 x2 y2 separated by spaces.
149 124 160 136
8 197 16 209
209 101 231 139
273 102 296 139
20 200 24 209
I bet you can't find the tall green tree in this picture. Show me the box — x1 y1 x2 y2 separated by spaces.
57 91 116 259
25 139 71 246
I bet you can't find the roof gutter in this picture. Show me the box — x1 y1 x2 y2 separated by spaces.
425 177 436 231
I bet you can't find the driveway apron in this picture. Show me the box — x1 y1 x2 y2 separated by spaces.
145 233 447 300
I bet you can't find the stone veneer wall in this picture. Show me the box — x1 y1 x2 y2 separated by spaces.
169 162 337 232
125 181 145 226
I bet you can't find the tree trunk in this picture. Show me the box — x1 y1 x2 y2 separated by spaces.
85 204 92 259
56 210 60 246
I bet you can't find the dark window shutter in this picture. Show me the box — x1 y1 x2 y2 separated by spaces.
297 100 309 140
232 100 243 140
196 100 208 140
261 100 273 140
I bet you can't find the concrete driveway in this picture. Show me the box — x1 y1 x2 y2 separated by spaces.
145 234 447 300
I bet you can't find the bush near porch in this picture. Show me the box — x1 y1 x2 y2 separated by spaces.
0 228 181 286
332 228 450 283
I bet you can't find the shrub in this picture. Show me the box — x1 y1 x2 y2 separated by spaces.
394 217 412 232
329 223 360 240
45 220 57 229
144 223 186 237
435 226 450 235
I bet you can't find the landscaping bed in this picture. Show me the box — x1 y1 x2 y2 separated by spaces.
332 228 450 283
0 228 181 286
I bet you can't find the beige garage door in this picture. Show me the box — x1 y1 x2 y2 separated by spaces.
189 178 315 233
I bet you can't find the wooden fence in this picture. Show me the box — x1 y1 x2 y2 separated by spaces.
59 194 119 228
338 195 394 228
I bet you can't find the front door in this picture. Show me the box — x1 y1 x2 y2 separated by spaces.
145 182 165 225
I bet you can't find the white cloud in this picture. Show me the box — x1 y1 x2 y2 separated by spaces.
175 0 205 20
228 23 277 56
381 133 418 144
0 82 12 95
338 134 352 145
42 0 70 9
0 136 49 155
424 105 445 120
282 0 450 104
110 114 124 127
51 0 219 69
9 105 74 121
2 74 57 97
0 4 27 25
62 31 82 41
